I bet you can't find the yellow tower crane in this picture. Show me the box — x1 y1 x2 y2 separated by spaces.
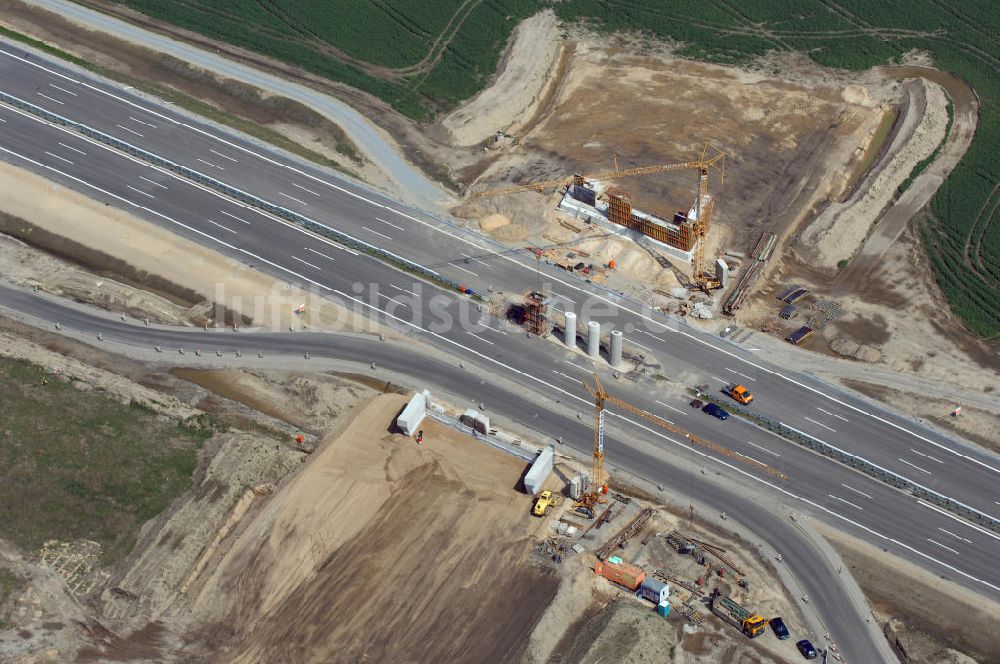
577 373 786 509
468 146 726 290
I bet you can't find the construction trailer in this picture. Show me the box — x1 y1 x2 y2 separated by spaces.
710 594 767 638
524 445 555 495
595 558 645 591
638 577 670 605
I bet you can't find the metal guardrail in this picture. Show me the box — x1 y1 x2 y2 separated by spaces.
696 389 1000 535
0 91 477 298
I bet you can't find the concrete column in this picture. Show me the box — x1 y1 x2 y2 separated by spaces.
563 311 577 348
587 321 601 359
715 258 729 288
610 329 623 366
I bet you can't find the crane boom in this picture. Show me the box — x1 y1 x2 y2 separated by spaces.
469 151 725 200
581 374 787 501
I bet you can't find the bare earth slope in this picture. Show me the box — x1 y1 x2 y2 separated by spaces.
183 394 558 663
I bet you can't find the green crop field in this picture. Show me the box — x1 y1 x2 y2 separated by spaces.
0 358 211 565
111 0 1000 337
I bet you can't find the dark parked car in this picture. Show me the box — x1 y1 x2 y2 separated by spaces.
769 617 789 640
796 639 817 659
702 402 730 420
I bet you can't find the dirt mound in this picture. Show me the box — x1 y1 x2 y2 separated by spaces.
183 394 558 662
830 338 883 362
480 212 513 232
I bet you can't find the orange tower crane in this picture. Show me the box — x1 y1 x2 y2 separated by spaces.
577 373 786 509
469 146 726 290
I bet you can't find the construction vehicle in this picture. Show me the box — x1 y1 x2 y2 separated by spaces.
725 384 753 405
577 374 786 510
710 593 768 638
532 490 562 517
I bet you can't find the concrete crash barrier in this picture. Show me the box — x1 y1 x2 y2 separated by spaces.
0 92 474 298
396 390 430 436
696 390 1000 535
523 444 555 495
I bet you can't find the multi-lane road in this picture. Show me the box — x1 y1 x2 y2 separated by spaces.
1 38 999 659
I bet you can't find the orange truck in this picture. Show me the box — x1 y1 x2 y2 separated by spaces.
595 559 645 591
725 384 753 405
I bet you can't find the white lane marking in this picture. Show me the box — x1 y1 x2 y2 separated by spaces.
4 40 983 480
746 440 781 458
0 117 6 122
710 376 727 384
898 458 932 475
207 220 236 234
927 455 944 464
361 225 392 240
376 292 395 302
911 449 944 464
467 331 494 345
552 370 577 381
290 255 321 270
57 142 86 155
629 340 654 352
304 247 337 262
450 263 477 277
210 148 238 163
737 452 765 467
44 151 72 165
803 416 836 433
115 123 143 137
375 216 405 231
278 191 308 206
220 210 251 225
389 284 418 297
460 252 490 267
828 494 863 510
125 184 155 199
938 528 973 544
638 329 664 341
323 271 1000 595
139 175 168 190
552 293 577 304
128 116 157 128
725 367 755 380
37 92 64 104
926 538 959 555
48 83 77 96
291 182 320 196
916 501 1000 542
817 407 833 416
833 413 849 422
841 484 872 500
196 157 225 171
656 401 687 416
564 359 587 370
911 448 927 457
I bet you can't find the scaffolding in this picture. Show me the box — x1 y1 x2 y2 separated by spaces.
523 290 551 336
604 189 696 252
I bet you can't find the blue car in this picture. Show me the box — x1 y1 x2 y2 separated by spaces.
702 402 730 420
769 617 789 640
796 639 817 659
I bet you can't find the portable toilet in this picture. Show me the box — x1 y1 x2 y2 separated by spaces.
639 577 670 605
657 601 670 617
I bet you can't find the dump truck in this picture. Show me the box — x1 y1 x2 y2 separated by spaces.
532 490 560 516
725 384 753 404
710 594 767 638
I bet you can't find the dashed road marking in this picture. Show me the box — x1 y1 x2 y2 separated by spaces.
139 175 168 189
898 458 932 475
278 191 308 206
926 538 959 555
57 142 86 155
828 494 864 510
290 255 321 270
49 83 77 96
362 225 392 240
803 416 836 433
746 440 781 458
304 247 338 262
44 151 72 165
840 483 872 499
292 182 321 196
125 184 155 199
220 210 251 225
207 220 236 234
115 123 143 137
210 148 238 163
375 216 405 231
196 157 225 170
467 331 494 345
37 92 64 104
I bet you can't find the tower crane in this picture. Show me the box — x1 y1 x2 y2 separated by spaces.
468 146 726 291
577 373 786 509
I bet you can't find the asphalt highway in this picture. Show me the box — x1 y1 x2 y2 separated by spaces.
0 282 904 663
2 40 1000 659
